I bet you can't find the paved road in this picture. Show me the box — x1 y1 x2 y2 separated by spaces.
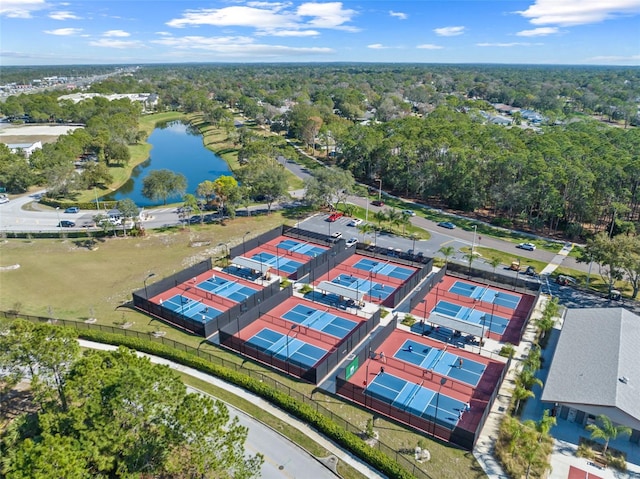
186 386 338 479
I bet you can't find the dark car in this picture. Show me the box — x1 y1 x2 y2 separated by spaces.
58 220 75 228
372 200 385 207
437 221 456 229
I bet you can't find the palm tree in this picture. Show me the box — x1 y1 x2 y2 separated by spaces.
512 383 535 415
358 222 375 243
385 208 402 232
517 368 543 391
586 414 632 455
488 257 502 280
373 210 386 228
399 214 411 235
438 246 455 266
536 409 556 440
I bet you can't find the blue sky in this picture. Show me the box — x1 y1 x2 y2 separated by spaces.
1 0 639 66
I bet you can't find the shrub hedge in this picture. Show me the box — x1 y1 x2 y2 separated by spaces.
77 329 415 479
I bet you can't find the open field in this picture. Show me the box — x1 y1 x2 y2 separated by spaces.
0 123 83 145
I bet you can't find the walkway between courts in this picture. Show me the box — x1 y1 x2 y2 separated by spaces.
78 340 387 479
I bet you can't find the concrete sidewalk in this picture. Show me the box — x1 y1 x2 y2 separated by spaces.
78 339 387 479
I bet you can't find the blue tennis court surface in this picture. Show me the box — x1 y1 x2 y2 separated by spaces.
197 276 257 302
393 340 485 386
246 328 327 368
161 294 222 322
365 372 465 429
282 304 357 338
276 239 326 257
252 252 302 274
352 258 414 280
433 300 509 336
449 281 520 309
331 273 395 300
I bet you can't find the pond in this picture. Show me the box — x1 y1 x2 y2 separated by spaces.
103 120 232 207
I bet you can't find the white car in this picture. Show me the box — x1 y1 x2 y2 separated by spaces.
402 209 416 217
0 194 9 204
516 242 536 251
330 231 343 242
345 237 358 248
348 218 363 226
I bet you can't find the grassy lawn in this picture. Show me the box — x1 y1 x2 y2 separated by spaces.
470 246 549 273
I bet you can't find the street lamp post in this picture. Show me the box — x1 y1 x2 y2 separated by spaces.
285 324 298 374
433 377 447 438
411 234 417 258
242 231 250 255
376 178 382 202
56 207 61 231
143 272 156 300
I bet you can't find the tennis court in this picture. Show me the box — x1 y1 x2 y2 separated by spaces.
252 252 302 274
331 273 395 300
197 276 257 302
449 281 521 309
246 328 327 368
161 294 222 322
365 371 466 429
276 239 326 257
432 300 510 336
282 304 357 338
352 258 414 280
393 340 485 386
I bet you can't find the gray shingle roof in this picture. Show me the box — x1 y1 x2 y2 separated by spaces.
541 308 640 422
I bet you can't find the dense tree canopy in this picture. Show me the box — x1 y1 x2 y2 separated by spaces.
0 320 263 479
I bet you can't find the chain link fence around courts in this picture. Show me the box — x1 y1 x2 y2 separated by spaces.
1 310 434 479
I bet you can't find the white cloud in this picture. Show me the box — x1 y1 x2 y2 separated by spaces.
49 10 81 20
155 31 172 36
89 39 144 49
587 54 640 64
103 30 130 37
434 26 465 36
389 10 407 20
516 27 559 36
265 29 320 37
297 2 357 29
167 2 358 34
368 43 388 49
44 28 83 36
152 35 333 57
416 44 443 50
517 0 640 26
476 42 542 47
0 0 46 18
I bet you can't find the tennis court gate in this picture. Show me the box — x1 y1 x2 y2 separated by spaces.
133 259 282 337
219 286 382 384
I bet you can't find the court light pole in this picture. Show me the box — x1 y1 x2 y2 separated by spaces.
433 377 447 438
285 324 298 374
143 272 156 299
489 293 499 338
480 315 486 354
276 244 281 276
242 231 250 255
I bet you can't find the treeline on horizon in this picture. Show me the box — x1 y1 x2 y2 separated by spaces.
0 63 638 239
